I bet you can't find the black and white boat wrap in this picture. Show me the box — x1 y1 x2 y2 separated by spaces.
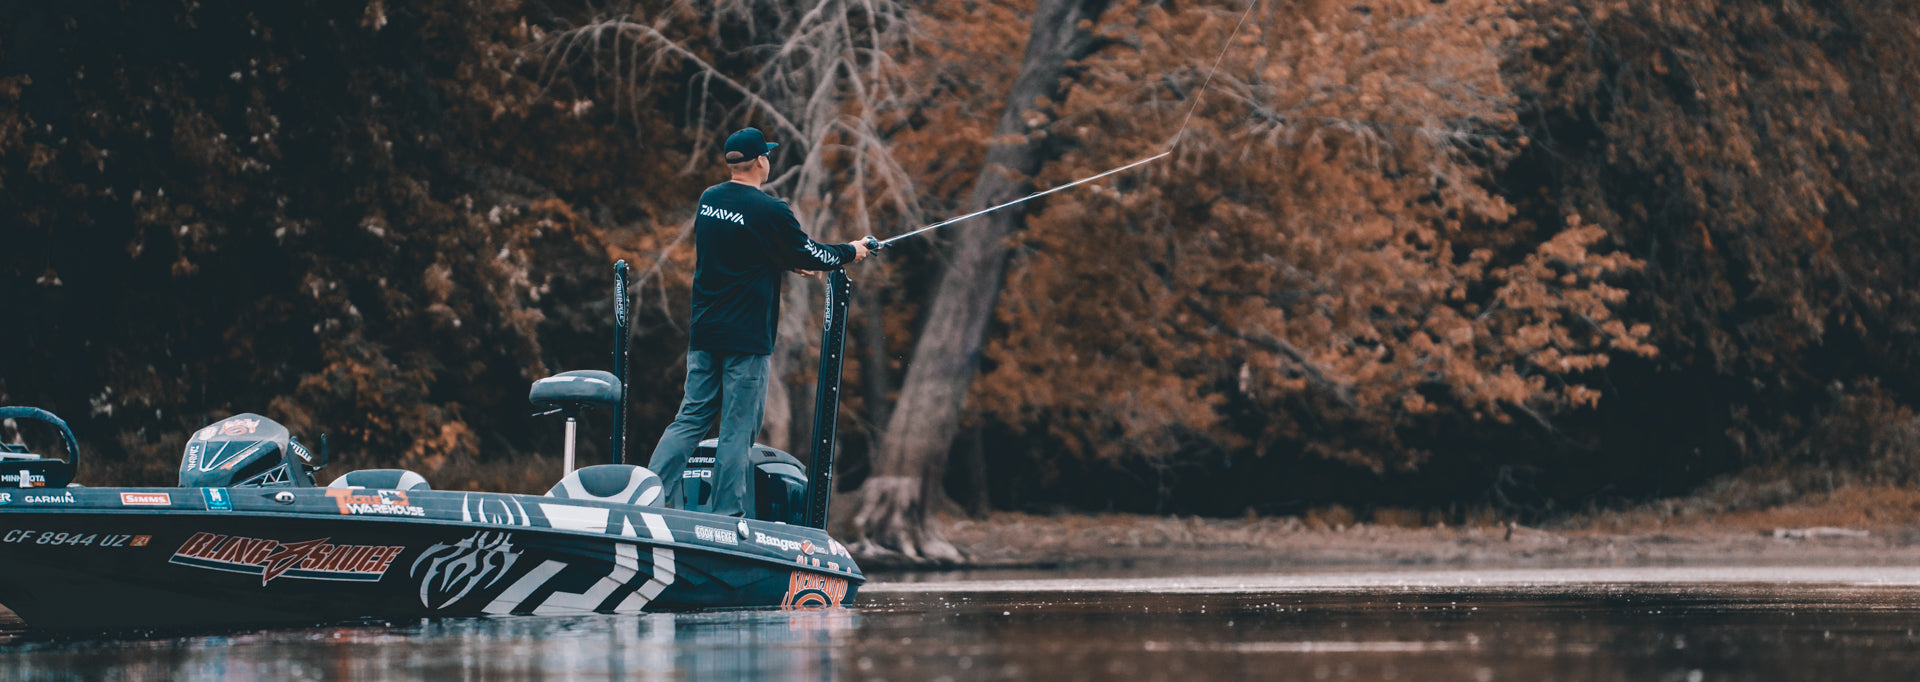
0 485 859 630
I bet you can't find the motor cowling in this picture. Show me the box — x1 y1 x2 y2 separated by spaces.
681 440 809 524
179 413 317 488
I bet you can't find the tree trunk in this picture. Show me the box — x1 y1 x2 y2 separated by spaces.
852 0 1115 561
762 278 816 455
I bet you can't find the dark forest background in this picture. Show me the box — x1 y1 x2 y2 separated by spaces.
4 0 1918 535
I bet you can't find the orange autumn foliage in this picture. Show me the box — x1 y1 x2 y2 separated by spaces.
977 0 1654 473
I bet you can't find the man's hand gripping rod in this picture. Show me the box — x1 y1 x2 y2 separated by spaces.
860 151 1170 253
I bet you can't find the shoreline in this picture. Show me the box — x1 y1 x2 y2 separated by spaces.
853 509 1920 573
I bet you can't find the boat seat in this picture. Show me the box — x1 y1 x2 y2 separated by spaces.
328 469 432 491
546 464 662 507
529 370 622 411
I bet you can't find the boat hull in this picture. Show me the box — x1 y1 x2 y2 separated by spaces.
0 486 861 631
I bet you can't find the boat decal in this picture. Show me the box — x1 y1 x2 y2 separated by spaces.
199 440 268 472
476 516 678 616
481 560 566 615
781 571 849 608
2 530 149 548
219 417 262 437
19 491 74 504
2 470 48 488
0 492 10 505
538 503 609 534
755 531 809 554
532 517 642 615
411 531 521 609
170 532 403 586
119 492 171 506
693 525 739 546
461 494 532 527
641 512 674 542
325 488 425 517
202 488 233 511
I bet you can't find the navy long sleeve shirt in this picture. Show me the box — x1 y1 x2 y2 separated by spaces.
689 182 855 355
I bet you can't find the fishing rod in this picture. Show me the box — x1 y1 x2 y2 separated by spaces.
860 151 1170 252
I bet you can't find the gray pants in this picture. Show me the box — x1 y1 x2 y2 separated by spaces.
646 350 768 517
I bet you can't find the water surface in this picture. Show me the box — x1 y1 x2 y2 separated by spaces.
5 566 1918 680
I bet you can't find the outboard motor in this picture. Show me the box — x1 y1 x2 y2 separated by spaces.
681 440 810 525
179 413 321 488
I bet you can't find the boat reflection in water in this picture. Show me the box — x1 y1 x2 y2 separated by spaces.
0 606 856 680
7 568 1920 681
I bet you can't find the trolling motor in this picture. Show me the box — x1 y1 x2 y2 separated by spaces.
529 370 622 477
0 406 80 489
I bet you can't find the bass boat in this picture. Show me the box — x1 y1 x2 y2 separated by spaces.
0 263 862 630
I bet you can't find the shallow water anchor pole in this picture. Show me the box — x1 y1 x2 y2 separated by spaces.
611 260 632 466
804 270 852 529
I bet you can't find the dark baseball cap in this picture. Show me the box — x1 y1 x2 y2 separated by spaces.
723 128 778 163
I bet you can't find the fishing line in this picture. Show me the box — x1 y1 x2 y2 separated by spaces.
1172 0 1260 145
863 0 1260 251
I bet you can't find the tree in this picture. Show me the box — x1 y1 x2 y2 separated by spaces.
0 1 694 487
1507 0 1920 483
974 0 1652 498
853 0 1120 561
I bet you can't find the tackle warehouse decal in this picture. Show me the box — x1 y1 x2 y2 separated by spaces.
326 488 425 517
170 532 404 586
119 492 172 506
781 571 849 608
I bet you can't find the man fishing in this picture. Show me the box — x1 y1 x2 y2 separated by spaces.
647 127 869 517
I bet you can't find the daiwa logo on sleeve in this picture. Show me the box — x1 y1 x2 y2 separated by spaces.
699 204 747 225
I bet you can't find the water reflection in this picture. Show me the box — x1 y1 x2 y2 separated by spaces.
0 607 856 681
4 568 1920 681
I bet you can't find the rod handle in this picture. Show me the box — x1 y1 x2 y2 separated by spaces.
862 235 885 253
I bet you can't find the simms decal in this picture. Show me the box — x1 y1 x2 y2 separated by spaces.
170 532 403 586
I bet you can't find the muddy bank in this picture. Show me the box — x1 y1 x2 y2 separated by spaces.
854 486 1920 571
